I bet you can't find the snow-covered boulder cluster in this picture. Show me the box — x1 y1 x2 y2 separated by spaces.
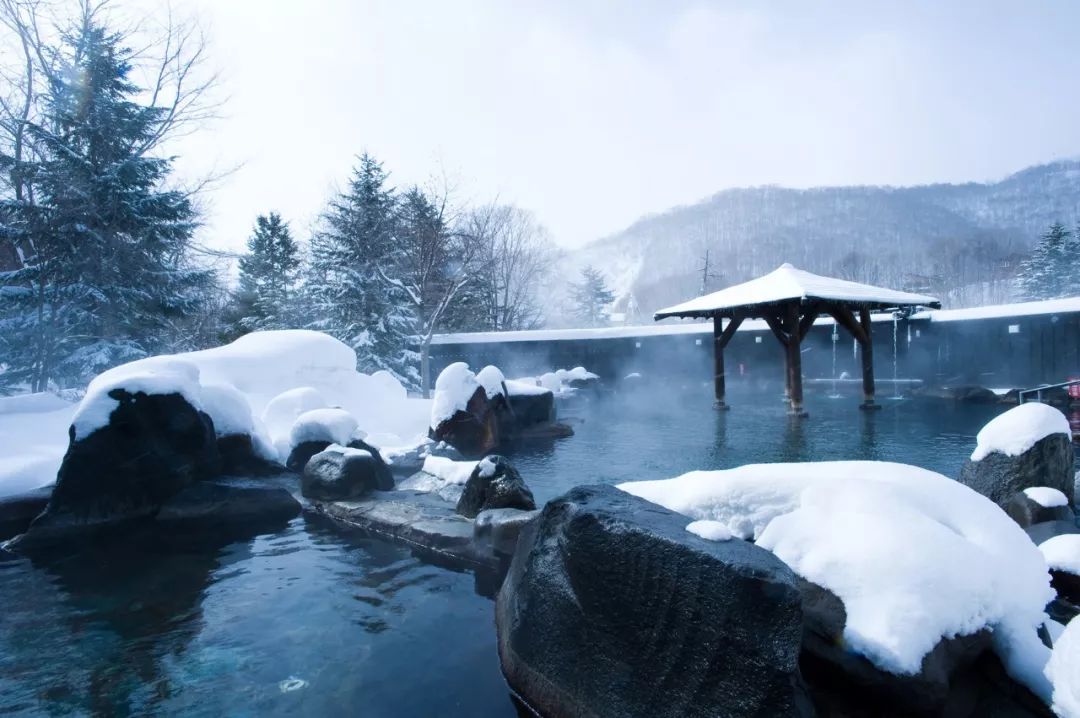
428 362 573 457
7 331 433 544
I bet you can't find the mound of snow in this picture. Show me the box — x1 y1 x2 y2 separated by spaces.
1025 486 1070 509
476 365 506 398
1047 617 1080 717
0 392 73 415
512 366 599 396
420 456 478 486
971 403 1070 462
1040 535 1080 575
619 461 1054 699
200 383 256 437
505 379 550 397
556 367 599 383
261 387 329 458
431 362 481 428
686 519 732 541
289 408 360 448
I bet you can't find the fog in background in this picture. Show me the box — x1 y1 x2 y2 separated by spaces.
141 0 1080 252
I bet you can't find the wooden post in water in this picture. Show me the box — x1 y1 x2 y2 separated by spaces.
712 316 725 407
712 313 745 409
786 302 806 416
858 307 880 410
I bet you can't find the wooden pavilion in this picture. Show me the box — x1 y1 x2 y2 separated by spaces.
653 264 941 416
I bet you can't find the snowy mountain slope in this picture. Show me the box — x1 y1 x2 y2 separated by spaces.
559 160 1080 319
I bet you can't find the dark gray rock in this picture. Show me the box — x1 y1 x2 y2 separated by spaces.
0 485 52 541
301 446 391 501
958 433 1075 508
157 478 300 526
473 507 539 557
312 489 497 571
505 388 555 428
1004 492 1075 528
285 439 331 472
918 385 1000 403
1025 520 1080 546
384 441 464 477
455 456 535 519
21 390 219 543
429 386 500 458
797 578 993 715
217 433 285 476
496 484 811 718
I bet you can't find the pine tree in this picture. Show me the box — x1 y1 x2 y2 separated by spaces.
1017 222 1080 300
229 212 301 334
303 154 418 385
570 265 616 327
0 15 210 390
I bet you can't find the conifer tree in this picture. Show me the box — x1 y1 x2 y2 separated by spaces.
304 153 418 385
230 212 301 333
1016 222 1080 300
570 265 616 327
0 14 210 389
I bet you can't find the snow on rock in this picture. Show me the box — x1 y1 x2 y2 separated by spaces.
556 367 599 383
420 456 478 486
199 383 255 437
261 387 329 459
289 408 361 449
686 519 733 541
1047 616 1080 717
431 362 481 428
1026 487 1070 509
971 403 1071 462
1040 535 1080 575
619 461 1055 699
476 365 506 398
477 456 498 479
505 379 550 397
72 357 202 440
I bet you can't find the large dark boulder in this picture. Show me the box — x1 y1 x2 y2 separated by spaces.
797 578 994 715
301 446 392 501
217 433 284 476
286 439 331 472
157 478 300 528
958 434 1075 508
429 386 500 458
22 390 219 542
496 484 811 718
504 385 555 428
1004 491 1075 528
0 485 52 542
455 456 535 519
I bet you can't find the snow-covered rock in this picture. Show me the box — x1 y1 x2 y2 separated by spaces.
455 455 535 519
431 362 483 428
1046 617 1080 717
1041 535 1080 576
289 408 360 448
686 519 733 541
476 365 506 399
960 405 1075 508
261 387 329 457
1026 487 1070 509
971 403 1071 462
619 461 1055 700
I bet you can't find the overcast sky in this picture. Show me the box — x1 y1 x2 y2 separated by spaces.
142 0 1080 253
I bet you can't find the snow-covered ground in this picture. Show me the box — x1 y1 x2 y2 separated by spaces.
0 393 77 497
619 461 1056 701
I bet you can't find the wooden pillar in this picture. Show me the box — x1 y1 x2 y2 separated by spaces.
858 307 880 410
713 316 726 407
712 313 745 409
786 302 806 416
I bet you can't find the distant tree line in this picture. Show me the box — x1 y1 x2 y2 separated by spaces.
0 1 557 396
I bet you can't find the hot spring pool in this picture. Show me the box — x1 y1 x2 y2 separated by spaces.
0 390 1038 715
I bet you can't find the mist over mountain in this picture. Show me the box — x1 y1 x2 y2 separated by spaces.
558 160 1080 322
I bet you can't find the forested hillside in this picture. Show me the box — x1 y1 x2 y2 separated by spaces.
561 161 1080 320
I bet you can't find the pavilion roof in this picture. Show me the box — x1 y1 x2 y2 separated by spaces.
654 263 941 320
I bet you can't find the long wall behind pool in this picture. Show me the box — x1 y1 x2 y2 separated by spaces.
428 297 1080 392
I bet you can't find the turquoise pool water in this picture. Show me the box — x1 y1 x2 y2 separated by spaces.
0 388 1028 716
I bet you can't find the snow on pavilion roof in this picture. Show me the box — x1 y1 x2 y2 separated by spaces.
654 263 941 320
